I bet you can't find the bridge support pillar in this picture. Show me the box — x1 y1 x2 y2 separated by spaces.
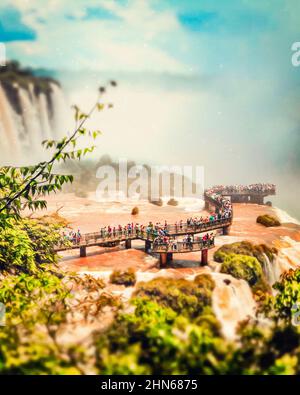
204 200 209 210
145 240 151 253
159 253 167 268
125 239 132 249
223 226 230 236
80 246 87 258
201 249 208 266
167 252 173 262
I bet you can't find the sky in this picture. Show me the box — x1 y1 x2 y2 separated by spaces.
0 0 300 216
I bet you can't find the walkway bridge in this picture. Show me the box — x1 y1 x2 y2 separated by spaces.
55 184 275 267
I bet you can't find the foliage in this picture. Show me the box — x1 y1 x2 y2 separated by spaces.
110 268 136 287
0 217 68 274
273 269 300 322
257 214 281 227
214 241 277 266
220 253 270 293
134 275 215 319
94 298 230 374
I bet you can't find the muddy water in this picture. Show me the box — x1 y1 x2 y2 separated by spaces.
37 193 300 339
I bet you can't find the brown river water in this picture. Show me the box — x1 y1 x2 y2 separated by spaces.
36 193 300 339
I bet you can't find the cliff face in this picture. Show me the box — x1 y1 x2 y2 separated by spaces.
0 61 67 162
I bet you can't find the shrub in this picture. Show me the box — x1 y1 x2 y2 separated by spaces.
214 241 277 266
194 273 216 291
110 268 136 286
131 206 139 215
167 198 178 206
220 253 270 293
257 214 281 227
94 298 228 375
134 276 215 319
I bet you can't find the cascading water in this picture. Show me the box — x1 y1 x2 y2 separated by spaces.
211 272 256 340
18 86 44 153
0 80 67 163
0 84 21 158
275 237 300 273
261 253 280 286
49 82 70 138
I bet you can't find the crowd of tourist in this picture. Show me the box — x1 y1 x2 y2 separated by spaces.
62 229 82 244
152 232 215 252
61 185 234 248
207 183 276 195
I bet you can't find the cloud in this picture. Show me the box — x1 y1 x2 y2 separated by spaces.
0 6 37 42
2 0 187 73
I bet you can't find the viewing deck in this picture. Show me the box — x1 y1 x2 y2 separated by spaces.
54 218 231 253
55 183 275 267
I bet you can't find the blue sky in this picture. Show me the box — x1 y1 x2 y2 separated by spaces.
0 0 298 77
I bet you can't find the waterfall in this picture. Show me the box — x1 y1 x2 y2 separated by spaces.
18 86 44 153
0 83 22 159
0 81 67 163
261 253 280 286
49 82 69 138
211 272 256 340
275 237 300 273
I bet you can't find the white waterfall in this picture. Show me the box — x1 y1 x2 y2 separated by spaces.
211 272 256 340
49 82 69 138
0 81 67 163
0 83 22 158
18 86 44 152
261 253 281 286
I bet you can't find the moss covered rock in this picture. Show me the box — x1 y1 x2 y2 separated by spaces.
110 268 136 286
220 253 270 293
131 206 139 215
134 275 215 319
214 241 277 266
257 214 281 227
167 198 178 206
149 198 163 207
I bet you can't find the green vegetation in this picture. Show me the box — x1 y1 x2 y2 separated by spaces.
214 241 277 266
134 275 215 320
257 214 281 227
110 268 137 286
0 61 59 96
214 241 276 293
220 254 270 293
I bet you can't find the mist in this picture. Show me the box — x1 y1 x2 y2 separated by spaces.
54 68 300 219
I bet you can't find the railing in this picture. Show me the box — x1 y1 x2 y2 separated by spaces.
152 239 215 253
55 217 232 251
220 189 276 196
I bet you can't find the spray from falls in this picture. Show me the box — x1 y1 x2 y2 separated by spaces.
261 253 281 286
